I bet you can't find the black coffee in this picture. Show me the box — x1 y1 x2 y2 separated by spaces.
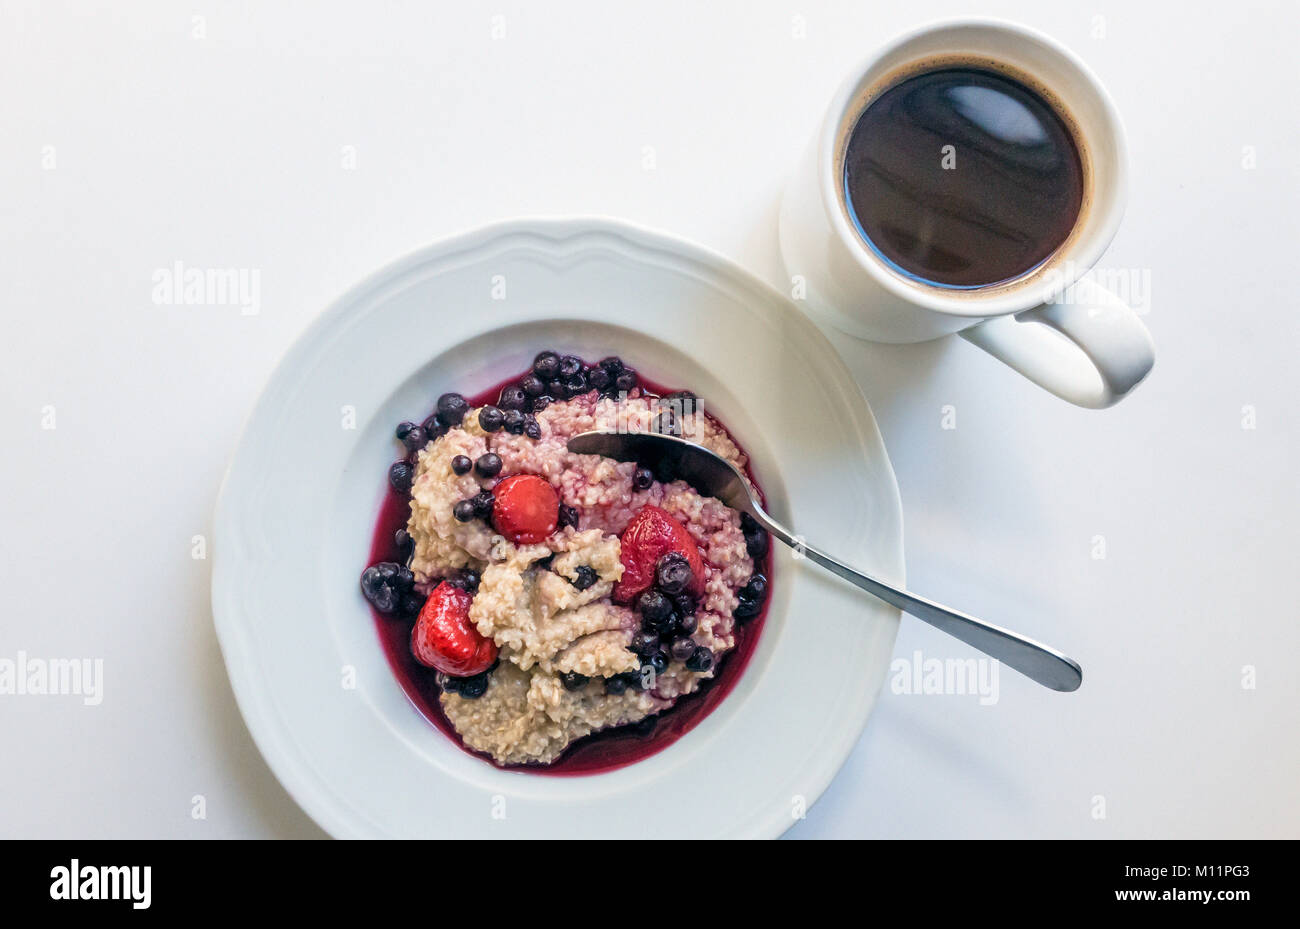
843 66 1084 289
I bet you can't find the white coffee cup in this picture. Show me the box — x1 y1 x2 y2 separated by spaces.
779 19 1154 408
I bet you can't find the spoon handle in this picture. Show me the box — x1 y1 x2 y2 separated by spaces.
750 509 1083 692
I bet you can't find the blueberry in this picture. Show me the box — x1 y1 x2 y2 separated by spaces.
388 460 415 494
558 504 579 529
503 409 526 434
638 589 673 627
740 573 768 601
561 671 590 692
395 421 417 442
670 637 697 662
631 631 661 656
745 528 769 559
471 490 495 519
460 570 480 592
685 646 714 673
360 565 399 613
531 395 554 413
533 351 560 380
624 669 649 692
614 368 638 392
734 597 761 620
374 562 398 582
478 405 504 433
394 528 412 552
558 355 583 379
450 455 472 475
499 386 527 411
598 356 624 374
672 593 695 617
588 366 612 392
655 552 693 596
642 649 669 677
571 565 598 591
436 392 469 426
524 416 541 440
520 373 545 397
422 415 448 440
546 379 566 398
456 673 489 699
632 467 654 490
399 591 426 617
604 675 628 696
453 499 477 523
393 566 415 591
474 453 502 478
676 611 698 636
401 425 427 453
437 672 459 693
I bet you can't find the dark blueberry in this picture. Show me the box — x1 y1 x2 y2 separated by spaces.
604 675 628 696
745 528 769 559
499 385 527 411
546 378 566 398
684 646 714 673
571 565 599 591
520 373 546 397
560 671 590 692
460 570 480 592
734 596 761 621
450 455 472 475
393 566 415 591
624 669 650 692
523 416 541 440
740 573 768 601
638 589 674 627
740 512 760 534
394 528 412 552
436 392 469 426
558 354 583 379
631 631 661 657
670 637 698 662
453 499 477 523
534 553 555 571
374 562 399 581
531 395 554 413
632 466 654 490
388 460 415 494
642 649 669 677
399 591 426 617
587 366 612 392
422 415 448 440
598 356 625 374
676 611 698 637
533 351 561 380
474 453 502 478
456 673 489 699
401 425 427 453
471 490 495 519
360 565 399 613
614 368 638 392
563 372 588 396
478 404 504 433
672 592 696 617
436 672 459 693
503 409 526 434
557 504 579 529
395 421 417 442
655 551 693 596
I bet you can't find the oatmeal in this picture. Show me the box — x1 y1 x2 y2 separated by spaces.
360 352 771 767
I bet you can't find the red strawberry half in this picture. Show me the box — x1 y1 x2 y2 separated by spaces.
612 504 705 604
492 474 560 544
411 582 498 677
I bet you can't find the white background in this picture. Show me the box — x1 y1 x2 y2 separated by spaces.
2 0 1297 839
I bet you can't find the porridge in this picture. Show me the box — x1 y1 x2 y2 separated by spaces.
361 352 771 768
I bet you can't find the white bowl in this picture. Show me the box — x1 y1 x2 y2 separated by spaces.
212 218 904 838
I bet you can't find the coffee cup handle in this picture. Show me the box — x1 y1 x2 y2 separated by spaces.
959 277 1154 408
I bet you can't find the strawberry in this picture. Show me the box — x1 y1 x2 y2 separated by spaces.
491 474 559 544
411 582 498 677
612 505 705 604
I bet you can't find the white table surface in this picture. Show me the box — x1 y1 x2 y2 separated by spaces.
3 0 1296 839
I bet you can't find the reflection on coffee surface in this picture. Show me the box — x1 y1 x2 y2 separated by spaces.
843 66 1084 289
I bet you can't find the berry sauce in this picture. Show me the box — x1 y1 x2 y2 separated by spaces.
366 364 773 776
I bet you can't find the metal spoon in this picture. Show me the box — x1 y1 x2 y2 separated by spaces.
567 430 1082 692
